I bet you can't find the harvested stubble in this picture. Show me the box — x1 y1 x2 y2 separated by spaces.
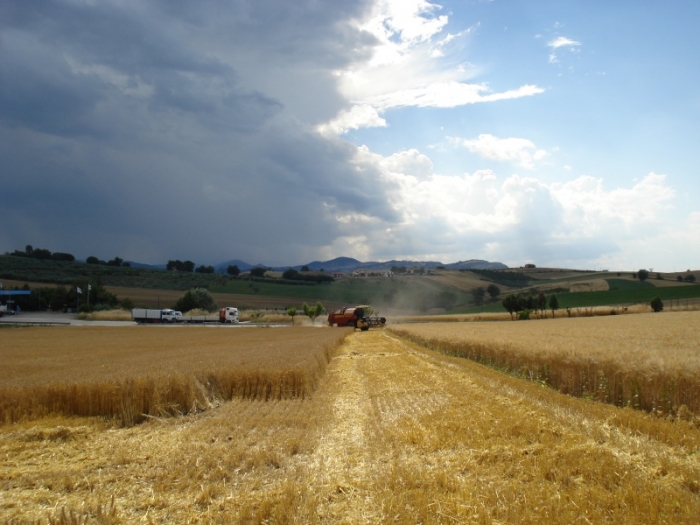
3 331 700 524
0 326 347 426
389 311 700 416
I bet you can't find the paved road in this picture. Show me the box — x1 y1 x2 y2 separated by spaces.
0 312 284 327
0 311 134 326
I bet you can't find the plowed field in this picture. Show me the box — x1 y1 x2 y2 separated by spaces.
2 330 700 523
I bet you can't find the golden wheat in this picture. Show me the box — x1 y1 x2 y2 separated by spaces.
390 311 700 416
77 309 133 321
3 331 700 524
0 326 347 425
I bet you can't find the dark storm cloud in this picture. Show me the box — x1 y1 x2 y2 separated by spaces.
0 0 389 265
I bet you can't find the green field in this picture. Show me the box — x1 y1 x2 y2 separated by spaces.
2 255 699 314
0 255 229 290
605 278 655 290
211 276 470 311
457 283 700 314
556 283 700 308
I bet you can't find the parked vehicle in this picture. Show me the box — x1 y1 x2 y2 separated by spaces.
178 307 240 324
133 307 239 324
219 307 239 324
327 305 386 331
132 308 182 323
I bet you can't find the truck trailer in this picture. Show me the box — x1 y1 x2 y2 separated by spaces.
131 308 182 323
132 307 240 324
179 307 239 324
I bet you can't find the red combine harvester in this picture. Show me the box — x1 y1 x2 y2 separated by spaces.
327 305 386 331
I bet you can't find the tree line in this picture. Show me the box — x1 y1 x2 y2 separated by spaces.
7 244 132 267
501 292 559 320
7 245 76 262
4 280 130 313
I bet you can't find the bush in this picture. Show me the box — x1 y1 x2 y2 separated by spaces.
517 309 532 320
118 298 134 311
174 288 217 312
302 302 325 323
650 296 664 313
250 267 267 278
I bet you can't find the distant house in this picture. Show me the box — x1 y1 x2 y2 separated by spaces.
332 272 344 279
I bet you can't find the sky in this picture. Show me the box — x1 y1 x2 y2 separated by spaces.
1 0 699 271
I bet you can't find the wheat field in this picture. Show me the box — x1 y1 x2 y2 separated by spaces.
2 329 700 523
0 326 347 426
389 311 700 416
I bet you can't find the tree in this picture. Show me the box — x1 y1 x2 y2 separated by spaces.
301 265 310 272
226 265 241 277
650 296 664 313
677 276 684 282
168 260 196 272
537 292 547 316
685 274 696 283
502 294 523 320
250 267 267 278
195 265 214 274
51 252 75 262
174 288 217 312
49 286 69 312
549 294 559 317
107 256 123 267
302 302 325 323
486 284 501 300
282 268 300 280
524 293 535 311
86 256 101 265
32 248 52 259
286 306 298 325
637 269 649 282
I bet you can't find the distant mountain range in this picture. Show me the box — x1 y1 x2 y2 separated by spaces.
127 256 507 273
207 257 507 274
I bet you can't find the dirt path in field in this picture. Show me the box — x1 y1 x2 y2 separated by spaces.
300 330 700 524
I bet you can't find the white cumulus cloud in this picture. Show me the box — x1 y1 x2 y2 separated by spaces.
326 144 685 268
319 0 544 134
454 134 549 169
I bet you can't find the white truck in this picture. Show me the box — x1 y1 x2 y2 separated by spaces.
131 307 239 324
180 307 239 324
131 308 182 324
218 307 239 324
